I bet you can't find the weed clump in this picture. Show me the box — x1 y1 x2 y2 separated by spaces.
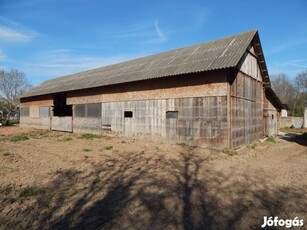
2 152 10 156
82 148 92 152
10 134 29 142
222 148 237 156
176 142 186 147
250 143 257 149
104 146 113 150
19 186 44 197
80 133 100 140
266 136 276 143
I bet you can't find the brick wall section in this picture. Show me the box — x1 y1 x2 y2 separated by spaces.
66 70 227 104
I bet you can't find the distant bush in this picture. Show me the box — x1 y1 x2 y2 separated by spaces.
10 134 29 142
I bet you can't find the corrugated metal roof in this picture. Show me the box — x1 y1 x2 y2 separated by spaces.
21 30 258 98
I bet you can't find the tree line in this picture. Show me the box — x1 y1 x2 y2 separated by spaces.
270 70 307 117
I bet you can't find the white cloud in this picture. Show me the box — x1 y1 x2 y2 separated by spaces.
154 21 166 42
0 26 32 42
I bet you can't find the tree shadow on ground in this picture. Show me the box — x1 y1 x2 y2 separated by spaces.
1 148 306 230
279 132 307 147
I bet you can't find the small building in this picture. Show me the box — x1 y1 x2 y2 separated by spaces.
20 30 284 149
281 109 288 117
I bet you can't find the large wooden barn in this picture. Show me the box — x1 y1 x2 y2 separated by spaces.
20 30 284 149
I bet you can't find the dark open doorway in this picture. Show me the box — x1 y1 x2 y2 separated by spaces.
53 93 72 116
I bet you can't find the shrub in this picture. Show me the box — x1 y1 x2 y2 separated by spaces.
10 134 29 142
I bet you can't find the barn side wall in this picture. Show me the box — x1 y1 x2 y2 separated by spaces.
20 95 53 129
101 96 228 147
230 50 264 149
264 98 279 135
66 71 227 104
20 70 229 147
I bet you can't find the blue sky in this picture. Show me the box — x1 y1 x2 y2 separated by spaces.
0 0 306 86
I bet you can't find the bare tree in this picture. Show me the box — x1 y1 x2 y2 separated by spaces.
271 71 307 117
294 70 307 93
294 71 307 116
0 69 32 125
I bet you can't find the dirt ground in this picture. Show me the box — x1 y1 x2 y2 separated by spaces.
0 126 306 230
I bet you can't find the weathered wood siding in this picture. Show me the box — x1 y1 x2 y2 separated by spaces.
102 96 228 147
264 99 279 135
230 49 264 149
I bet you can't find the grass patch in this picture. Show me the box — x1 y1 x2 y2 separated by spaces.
266 136 276 143
82 148 92 152
2 152 11 156
80 133 100 140
176 142 186 147
18 186 44 197
250 143 257 149
104 145 113 150
10 134 29 142
121 140 127 144
222 148 237 156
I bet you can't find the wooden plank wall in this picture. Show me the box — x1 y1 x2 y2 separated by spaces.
102 96 228 147
231 72 263 148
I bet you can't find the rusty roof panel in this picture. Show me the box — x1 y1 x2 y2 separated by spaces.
21 30 258 98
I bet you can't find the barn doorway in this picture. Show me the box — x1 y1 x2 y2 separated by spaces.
51 93 73 132
53 93 72 116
